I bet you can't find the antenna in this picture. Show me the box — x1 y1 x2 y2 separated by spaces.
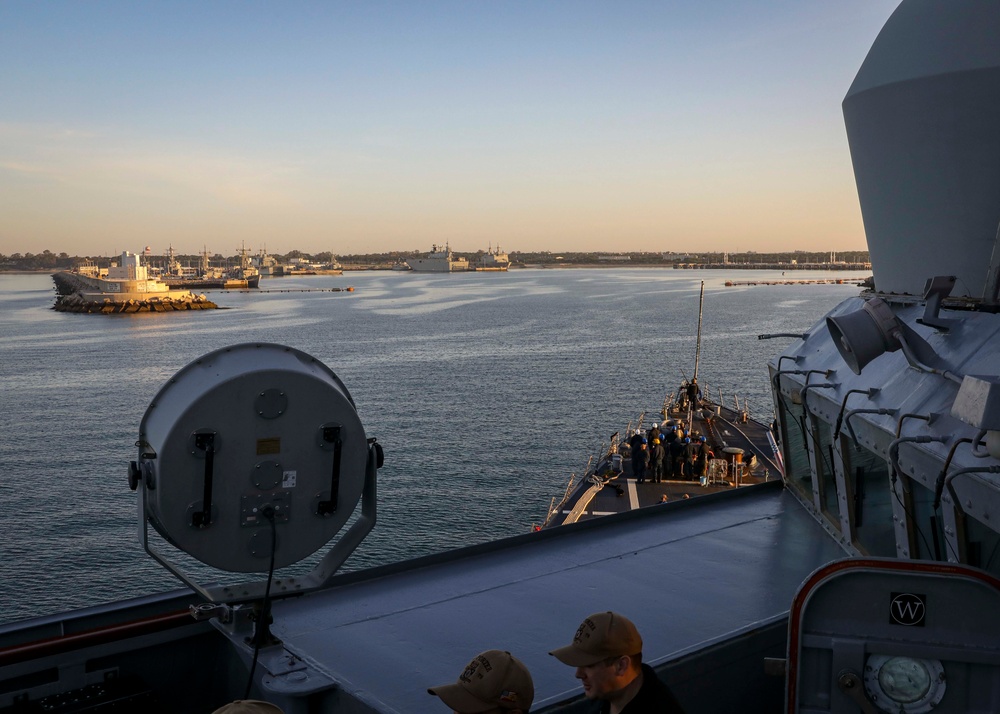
693 281 705 380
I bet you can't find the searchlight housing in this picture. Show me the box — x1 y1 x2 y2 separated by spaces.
130 343 380 603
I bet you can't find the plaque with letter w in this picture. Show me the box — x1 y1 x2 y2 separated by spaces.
889 592 926 626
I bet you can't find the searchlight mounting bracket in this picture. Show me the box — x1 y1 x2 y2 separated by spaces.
917 275 958 331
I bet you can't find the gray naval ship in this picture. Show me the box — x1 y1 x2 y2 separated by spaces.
4 1 1000 711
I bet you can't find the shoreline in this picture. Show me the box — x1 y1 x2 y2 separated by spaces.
339 263 871 272
0 264 873 276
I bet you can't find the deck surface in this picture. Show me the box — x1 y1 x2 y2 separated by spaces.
271 485 846 712
552 406 782 526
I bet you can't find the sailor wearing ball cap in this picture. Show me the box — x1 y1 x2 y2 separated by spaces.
549 612 685 713
428 649 534 713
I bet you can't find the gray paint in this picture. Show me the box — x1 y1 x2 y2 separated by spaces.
262 488 845 712
844 0 1000 298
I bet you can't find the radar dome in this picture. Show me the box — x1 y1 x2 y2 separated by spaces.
843 0 1000 298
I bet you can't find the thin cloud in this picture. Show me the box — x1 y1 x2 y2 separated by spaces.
0 123 310 208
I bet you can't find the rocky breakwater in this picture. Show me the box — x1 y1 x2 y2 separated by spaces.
52 268 218 314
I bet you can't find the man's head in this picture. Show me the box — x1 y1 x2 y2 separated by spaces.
549 612 643 700
428 649 534 713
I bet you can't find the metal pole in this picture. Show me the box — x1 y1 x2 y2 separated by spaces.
693 280 705 380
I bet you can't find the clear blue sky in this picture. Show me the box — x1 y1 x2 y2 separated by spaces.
0 1 900 257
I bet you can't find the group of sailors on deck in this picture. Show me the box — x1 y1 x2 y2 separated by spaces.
625 422 714 484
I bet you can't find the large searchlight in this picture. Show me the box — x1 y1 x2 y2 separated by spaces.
826 297 904 375
129 343 381 603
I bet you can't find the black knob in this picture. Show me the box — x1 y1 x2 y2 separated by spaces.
128 461 141 491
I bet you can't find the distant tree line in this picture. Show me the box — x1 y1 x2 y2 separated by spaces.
1 248 870 271
0 250 77 270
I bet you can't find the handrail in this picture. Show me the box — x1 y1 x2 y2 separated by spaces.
0 608 199 667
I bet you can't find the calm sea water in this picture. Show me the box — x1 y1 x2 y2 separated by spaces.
0 268 857 625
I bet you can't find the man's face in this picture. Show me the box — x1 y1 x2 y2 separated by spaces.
574 658 624 700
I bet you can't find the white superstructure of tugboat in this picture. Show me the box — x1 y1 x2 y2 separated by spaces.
6 2 1000 712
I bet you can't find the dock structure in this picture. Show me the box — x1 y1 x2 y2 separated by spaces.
53 291 218 313
724 276 870 287
674 261 872 271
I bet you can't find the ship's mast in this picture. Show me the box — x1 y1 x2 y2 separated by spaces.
693 280 705 380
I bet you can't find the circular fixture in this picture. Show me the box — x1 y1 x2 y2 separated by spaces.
826 297 903 374
136 343 369 574
863 655 945 713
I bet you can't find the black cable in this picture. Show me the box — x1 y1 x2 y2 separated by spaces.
888 474 938 561
244 508 278 700
853 447 950 561
833 388 876 440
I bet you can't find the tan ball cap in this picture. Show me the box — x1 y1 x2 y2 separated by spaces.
428 649 534 712
549 611 643 667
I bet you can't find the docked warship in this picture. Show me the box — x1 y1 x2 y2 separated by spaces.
4 2 1000 712
406 244 470 272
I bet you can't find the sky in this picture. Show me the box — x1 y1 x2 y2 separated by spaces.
0 1 902 257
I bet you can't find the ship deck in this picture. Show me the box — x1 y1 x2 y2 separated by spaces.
549 401 782 527
0 483 846 712
268 483 846 712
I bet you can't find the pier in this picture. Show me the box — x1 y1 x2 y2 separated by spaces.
216 287 355 294
52 265 219 314
53 293 218 313
724 277 869 287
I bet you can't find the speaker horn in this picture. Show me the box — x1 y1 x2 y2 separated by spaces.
826 297 902 374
